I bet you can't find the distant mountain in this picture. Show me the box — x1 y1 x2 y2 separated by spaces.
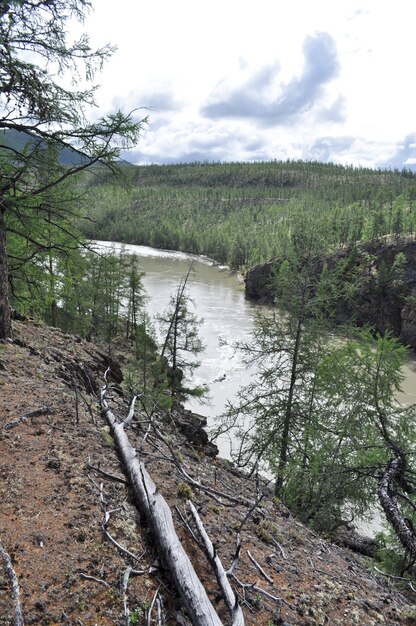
0 129 89 165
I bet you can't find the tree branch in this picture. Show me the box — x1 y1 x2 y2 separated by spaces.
0 537 24 626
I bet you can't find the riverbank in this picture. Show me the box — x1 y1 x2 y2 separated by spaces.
245 236 416 350
1 319 415 624
91 240 259 450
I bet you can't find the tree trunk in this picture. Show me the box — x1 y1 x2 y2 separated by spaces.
48 251 58 327
275 316 302 497
377 457 416 561
188 501 245 626
101 394 224 626
0 206 11 340
0 537 24 625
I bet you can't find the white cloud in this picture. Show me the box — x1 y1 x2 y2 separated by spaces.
80 0 416 169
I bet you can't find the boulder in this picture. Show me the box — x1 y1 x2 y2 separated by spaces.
172 409 219 457
245 261 275 303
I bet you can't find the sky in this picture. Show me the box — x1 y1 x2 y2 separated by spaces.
78 0 416 170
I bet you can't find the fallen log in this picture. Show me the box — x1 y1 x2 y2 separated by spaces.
188 501 245 626
100 381 224 626
332 529 379 559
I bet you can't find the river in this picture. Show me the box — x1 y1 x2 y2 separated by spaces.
95 240 416 535
94 240 261 456
95 240 416 453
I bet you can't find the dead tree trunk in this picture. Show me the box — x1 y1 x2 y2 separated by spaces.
100 387 224 626
188 501 245 626
377 457 416 561
0 537 24 626
0 205 11 340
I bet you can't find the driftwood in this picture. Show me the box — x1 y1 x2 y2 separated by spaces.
100 377 224 626
0 537 24 626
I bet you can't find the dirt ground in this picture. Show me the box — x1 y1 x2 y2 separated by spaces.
1 320 416 625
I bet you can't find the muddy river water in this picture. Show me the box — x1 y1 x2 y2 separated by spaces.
95 241 416 480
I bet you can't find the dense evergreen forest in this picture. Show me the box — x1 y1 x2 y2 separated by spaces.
79 160 416 269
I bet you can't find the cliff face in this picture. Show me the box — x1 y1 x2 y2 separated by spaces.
245 238 416 349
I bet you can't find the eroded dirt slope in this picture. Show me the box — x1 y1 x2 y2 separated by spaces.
1 320 416 625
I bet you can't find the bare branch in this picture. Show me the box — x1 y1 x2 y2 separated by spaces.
87 463 128 485
188 501 245 626
247 550 273 585
0 537 24 626
79 572 110 588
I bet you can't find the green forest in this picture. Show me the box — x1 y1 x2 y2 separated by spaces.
5 153 416 574
79 160 416 269
3 0 416 592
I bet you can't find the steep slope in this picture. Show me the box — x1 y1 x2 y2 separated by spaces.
245 236 416 349
0 320 415 625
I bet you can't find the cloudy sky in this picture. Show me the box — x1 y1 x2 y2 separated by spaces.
81 0 416 169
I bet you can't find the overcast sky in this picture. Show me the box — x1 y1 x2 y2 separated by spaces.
81 0 416 170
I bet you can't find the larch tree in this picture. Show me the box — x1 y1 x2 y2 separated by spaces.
157 267 207 406
0 0 146 339
220 220 334 496
324 331 416 570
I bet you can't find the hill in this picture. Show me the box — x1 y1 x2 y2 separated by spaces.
1 319 415 624
0 129 90 166
79 160 416 270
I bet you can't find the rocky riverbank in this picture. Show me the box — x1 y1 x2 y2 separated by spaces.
245 236 416 349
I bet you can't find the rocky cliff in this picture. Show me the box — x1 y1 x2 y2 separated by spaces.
245 237 416 349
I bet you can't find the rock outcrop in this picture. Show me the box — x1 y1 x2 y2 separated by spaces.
401 300 416 347
244 260 275 303
172 408 219 457
245 237 416 349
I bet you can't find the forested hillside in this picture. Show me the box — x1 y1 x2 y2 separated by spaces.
5 2 416 623
80 160 416 269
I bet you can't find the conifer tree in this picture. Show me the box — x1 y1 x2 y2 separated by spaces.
0 0 146 338
157 267 207 405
